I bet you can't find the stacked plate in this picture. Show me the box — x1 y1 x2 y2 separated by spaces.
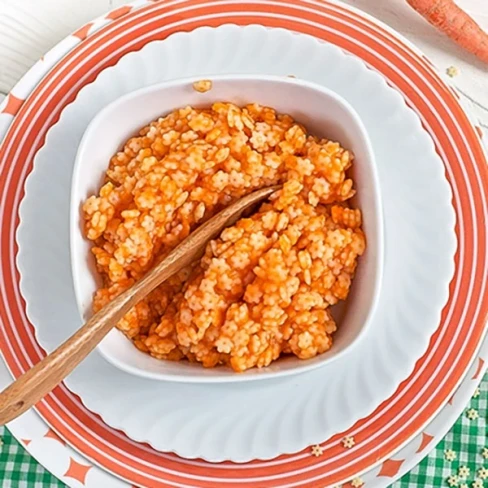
1 1 487 487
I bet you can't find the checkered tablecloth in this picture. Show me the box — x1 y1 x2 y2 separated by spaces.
1 373 486 488
394 372 488 488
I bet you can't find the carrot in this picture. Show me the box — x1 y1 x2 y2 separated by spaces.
407 0 488 64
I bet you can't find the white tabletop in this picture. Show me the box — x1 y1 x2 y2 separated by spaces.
0 0 487 127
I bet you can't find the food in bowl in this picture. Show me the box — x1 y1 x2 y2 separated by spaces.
82 102 365 372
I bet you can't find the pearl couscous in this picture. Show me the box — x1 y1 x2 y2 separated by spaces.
82 102 365 372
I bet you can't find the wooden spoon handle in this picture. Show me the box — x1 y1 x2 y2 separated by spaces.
0 185 279 425
0 284 137 425
0 244 196 424
0 236 199 426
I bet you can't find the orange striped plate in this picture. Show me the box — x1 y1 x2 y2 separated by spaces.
0 1 487 486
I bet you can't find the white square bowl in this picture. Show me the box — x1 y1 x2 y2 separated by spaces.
70 74 383 382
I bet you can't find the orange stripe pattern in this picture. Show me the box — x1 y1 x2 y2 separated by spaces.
0 1 487 487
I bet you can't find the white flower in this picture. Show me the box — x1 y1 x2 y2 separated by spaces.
447 474 459 487
311 444 323 457
342 436 355 449
446 66 460 78
445 449 457 461
466 408 479 420
478 467 488 480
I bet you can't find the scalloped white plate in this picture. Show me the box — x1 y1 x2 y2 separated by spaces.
16 25 456 462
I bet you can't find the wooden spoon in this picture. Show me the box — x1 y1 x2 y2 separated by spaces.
0 185 280 425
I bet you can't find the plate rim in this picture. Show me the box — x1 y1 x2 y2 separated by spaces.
2 346 485 488
17 23 457 461
0 0 487 486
